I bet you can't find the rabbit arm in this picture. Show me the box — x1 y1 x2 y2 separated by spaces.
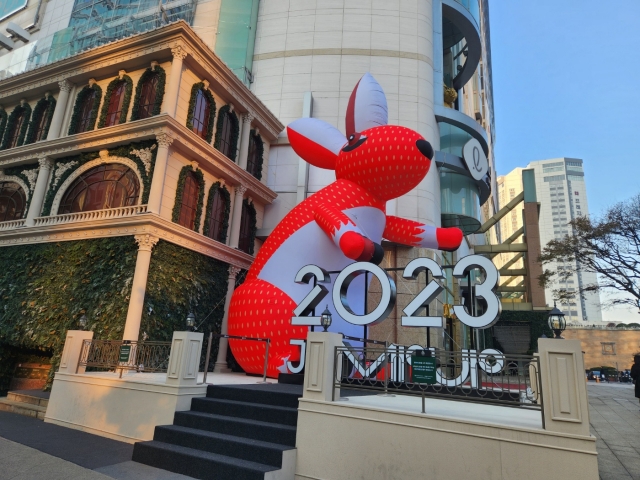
383 216 463 252
314 203 383 262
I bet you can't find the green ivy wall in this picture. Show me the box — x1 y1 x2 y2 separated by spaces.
0 237 229 391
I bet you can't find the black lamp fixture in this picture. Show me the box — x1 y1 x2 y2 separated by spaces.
186 312 196 331
547 302 566 339
78 314 88 330
320 305 332 332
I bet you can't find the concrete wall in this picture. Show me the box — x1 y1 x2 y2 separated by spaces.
562 328 640 370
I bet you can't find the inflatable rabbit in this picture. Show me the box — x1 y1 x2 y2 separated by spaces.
228 74 463 377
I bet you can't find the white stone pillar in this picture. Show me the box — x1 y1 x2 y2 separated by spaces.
46 80 72 140
57 330 94 375
147 132 173 214
164 45 188 118
237 113 253 170
25 156 53 226
214 266 241 373
228 185 246 249
123 234 159 342
166 331 204 386
303 332 344 402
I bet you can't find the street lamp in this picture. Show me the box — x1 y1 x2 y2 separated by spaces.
78 314 87 330
320 305 332 332
547 302 566 339
186 312 196 331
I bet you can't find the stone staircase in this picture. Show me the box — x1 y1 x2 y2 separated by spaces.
133 383 302 480
0 390 50 419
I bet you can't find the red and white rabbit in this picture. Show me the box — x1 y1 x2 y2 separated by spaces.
228 73 463 377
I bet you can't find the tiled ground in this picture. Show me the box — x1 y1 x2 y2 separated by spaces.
588 382 640 480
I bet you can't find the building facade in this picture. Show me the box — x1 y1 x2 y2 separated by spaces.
0 21 283 389
0 0 500 384
497 158 603 324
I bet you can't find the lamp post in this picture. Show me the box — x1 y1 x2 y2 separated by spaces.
186 312 196 331
321 306 332 332
547 302 566 339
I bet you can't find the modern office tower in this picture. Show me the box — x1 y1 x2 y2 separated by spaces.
497 159 603 324
0 0 499 352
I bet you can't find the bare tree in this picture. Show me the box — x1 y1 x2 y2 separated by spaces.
538 193 640 311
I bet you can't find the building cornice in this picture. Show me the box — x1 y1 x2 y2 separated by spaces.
0 21 284 141
0 114 277 204
0 212 254 270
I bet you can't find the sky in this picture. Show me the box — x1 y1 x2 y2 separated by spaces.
489 1 640 323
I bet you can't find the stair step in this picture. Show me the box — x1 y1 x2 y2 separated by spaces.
174 411 297 447
133 440 279 480
206 385 301 409
0 398 47 420
191 397 298 426
7 391 49 408
153 425 292 468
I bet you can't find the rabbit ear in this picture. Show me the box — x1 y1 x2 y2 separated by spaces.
346 73 388 137
287 118 346 170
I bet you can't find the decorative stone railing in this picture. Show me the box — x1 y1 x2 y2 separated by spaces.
0 219 26 231
34 205 149 227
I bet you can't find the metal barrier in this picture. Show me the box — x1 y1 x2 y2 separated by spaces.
77 340 172 376
334 345 544 427
202 333 270 384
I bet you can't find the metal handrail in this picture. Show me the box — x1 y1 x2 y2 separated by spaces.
77 339 172 376
202 333 271 384
333 345 545 427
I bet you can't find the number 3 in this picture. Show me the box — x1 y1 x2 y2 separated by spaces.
452 255 501 329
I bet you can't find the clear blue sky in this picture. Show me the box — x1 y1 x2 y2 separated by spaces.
490 1 640 323
490 1 640 216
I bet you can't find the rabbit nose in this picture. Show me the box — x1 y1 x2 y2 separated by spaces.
416 139 434 160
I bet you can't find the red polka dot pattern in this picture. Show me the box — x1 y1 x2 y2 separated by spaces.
336 126 431 202
228 279 307 377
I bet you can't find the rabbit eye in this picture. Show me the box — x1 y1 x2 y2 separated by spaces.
342 134 367 152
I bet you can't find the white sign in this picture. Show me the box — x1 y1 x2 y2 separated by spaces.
291 254 501 330
462 138 489 181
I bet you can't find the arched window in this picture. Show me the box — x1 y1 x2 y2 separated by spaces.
214 106 239 161
131 65 166 121
59 164 140 214
25 96 56 145
77 91 97 132
136 73 159 120
69 84 102 135
192 90 211 139
246 132 264 180
1 103 32 150
98 74 133 129
205 185 229 242
104 81 127 127
187 83 216 142
177 171 200 230
238 199 256 255
0 181 26 221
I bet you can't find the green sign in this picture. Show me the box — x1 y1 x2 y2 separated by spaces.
119 345 132 362
412 355 437 384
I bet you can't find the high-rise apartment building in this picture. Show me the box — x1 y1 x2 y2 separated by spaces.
497 159 603 324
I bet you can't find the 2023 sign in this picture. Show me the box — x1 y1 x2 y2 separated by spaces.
291 254 502 330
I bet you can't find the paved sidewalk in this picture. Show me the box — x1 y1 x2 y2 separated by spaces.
0 411 194 479
588 382 640 480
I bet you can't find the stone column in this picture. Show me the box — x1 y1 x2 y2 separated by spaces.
123 234 159 342
228 185 246 249
163 45 188 118
147 132 173 215
25 157 53 226
237 113 253 170
46 80 72 140
214 266 241 373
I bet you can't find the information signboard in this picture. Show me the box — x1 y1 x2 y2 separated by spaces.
411 353 437 384
119 345 131 362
